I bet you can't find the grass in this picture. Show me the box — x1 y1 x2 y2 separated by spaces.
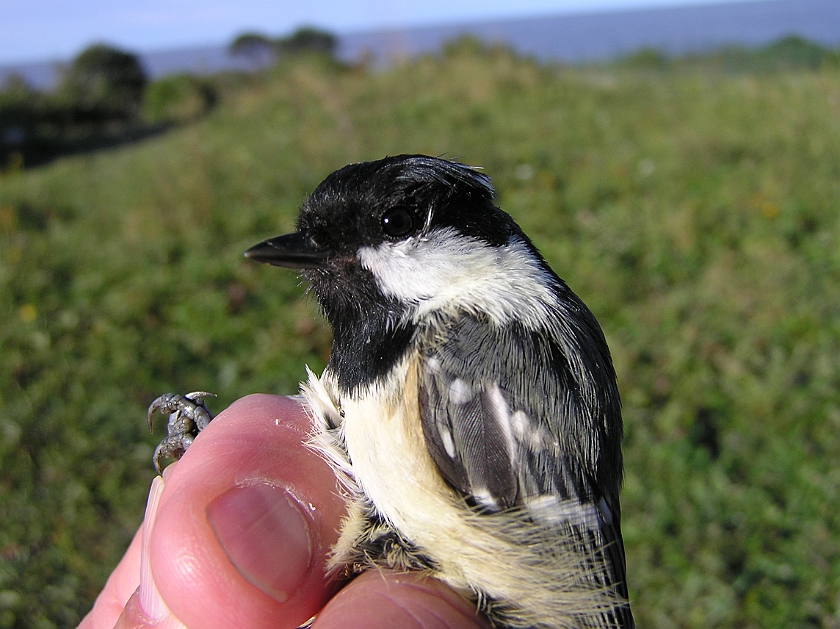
1 44 839 627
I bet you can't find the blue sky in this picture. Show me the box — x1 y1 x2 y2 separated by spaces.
1 0 763 65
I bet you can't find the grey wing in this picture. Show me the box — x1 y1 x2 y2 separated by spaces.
418 356 519 510
417 315 633 627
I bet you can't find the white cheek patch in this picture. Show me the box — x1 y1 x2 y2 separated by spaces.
357 228 560 328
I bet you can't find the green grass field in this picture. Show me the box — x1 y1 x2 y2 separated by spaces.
1 44 839 627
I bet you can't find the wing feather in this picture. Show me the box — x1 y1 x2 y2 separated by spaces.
417 312 632 626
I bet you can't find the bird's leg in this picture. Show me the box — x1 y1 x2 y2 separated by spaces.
147 391 216 473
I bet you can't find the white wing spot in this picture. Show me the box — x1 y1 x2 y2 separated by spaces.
449 379 472 405
526 495 559 518
487 384 510 419
487 384 515 463
529 426 548 453
426 357 441 374
472 487 499 510
510 410 529 439
527 496 600 528
439 426 457 458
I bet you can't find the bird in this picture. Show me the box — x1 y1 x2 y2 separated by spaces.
241 154 634 629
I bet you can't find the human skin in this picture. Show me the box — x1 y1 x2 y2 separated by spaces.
78 394 489 629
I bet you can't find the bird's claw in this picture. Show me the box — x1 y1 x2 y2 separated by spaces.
147 391 216 473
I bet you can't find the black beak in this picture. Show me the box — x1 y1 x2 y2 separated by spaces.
244 232 330 269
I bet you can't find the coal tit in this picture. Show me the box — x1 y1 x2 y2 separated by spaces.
245 155 633 628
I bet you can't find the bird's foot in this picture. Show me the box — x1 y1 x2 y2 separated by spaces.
147 391 216 473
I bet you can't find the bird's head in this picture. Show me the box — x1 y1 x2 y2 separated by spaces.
245 155 549 331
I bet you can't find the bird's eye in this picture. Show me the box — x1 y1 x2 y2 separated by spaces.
381 207 417 238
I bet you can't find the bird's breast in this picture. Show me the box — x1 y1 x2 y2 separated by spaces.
338 355 462 535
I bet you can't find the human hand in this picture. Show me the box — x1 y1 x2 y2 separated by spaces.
78 394 489 629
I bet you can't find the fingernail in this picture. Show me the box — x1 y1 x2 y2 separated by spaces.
139 476 169 621
207 484 314 603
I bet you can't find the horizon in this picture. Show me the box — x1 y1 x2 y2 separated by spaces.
1 0 772 66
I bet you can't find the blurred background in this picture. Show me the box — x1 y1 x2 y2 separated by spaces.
1 0 839 627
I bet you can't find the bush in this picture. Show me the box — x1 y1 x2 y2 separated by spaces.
144 74 217 123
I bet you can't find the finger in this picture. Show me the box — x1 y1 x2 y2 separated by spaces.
313 571 490 629
112 589 185 629
111 475 186 629
149 394 347 629
79 476 180 629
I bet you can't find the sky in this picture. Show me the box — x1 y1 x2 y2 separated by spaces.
1 0 763 65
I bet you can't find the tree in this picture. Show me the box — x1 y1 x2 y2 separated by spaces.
1 73 35 96
57 44 147 122
0 74 41 146
276 27 337 57
229 32 277 67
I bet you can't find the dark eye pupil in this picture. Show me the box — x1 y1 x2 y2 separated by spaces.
381 208 416 238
